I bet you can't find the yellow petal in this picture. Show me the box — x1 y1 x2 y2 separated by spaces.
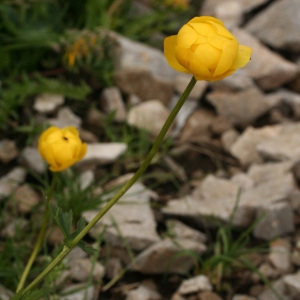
214 40 238 76
164 36 190 74
189 16 225 27
231 45 252 69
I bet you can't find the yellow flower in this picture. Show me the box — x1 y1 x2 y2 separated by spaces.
164 16 252 81
38 126 87 172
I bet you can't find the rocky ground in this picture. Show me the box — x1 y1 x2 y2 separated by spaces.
2 0 300 299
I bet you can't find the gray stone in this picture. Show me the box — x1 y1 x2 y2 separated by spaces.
125 284 162 300
206 87 271 127
68 258 105 282
83 183 160 251
258 278 292 300
0 284 14 300
257 123 300 161
12 184 40 214
20 147 46 174
114 69 173 105
0 167 26 200
171 97 198 138
49 106 82 128
214 1 243 29
276 89 300 118
211 72 255 92
246 0 300 52
230 126 281 167
201 0 269 15
0 139 18 163
232 295 257 300
100 86 127 122
174 74 208 100
248 161 294 186
109 30 176 81
127 100 171 137
130 238 206 274
60 283 94 300
283 272 300 299
179 109 215 143
177 275 212 295
269 238 292 273
80 142 127 165
253 202 294 240
166 219 207 243
233 28 298 90
33 93 64 113
221 129 239 152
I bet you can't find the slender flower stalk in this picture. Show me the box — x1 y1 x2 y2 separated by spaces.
16 174 57 292
18 76 197 296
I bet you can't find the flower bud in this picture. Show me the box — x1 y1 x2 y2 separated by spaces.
164 16 252 81
38 126 87 172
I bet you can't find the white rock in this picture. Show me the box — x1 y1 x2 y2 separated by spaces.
83 183 160 251
20 147 46 174
69 258 105 282
0 139 18 163
230 126 281 167
245 0 300 52
34 93 64 113
130 238 206 274
0 167 26 199
49 106 82 128
253 202 294 240
177 275 212 295
257 123 300 161
125 284 162 300
80 142 127 165
206 87 271 126
269 238 292 273
60 283 94 300
233 28 298 90
166 219 207 243
100 86 127 122
283 271 300 298
127 100 171 137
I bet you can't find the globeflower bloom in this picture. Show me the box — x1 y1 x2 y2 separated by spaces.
38 126 87 172
164 16 252 81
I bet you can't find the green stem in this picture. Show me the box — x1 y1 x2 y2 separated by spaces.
16 174 56 292
20 76 197 295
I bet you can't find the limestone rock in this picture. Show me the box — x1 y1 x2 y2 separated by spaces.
257 123 300 161
233 28 298 90
80 142 127 165
179 109 215 142
206 87 271 126
34 93 64 113
68 258 105 282
127 100 171 137
201 0 269 15
0 167 26 200
125 284 162 300
20 147 46 174
253 202 294 240
0 139 18 163
100 86 127 122
230 126 281 167
83 183 160 251
269 238 292 274
246 0 300 52
12 184 40 214
174 74 208 100
49 106 82 128
177 275 212 295
130 238 206 274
